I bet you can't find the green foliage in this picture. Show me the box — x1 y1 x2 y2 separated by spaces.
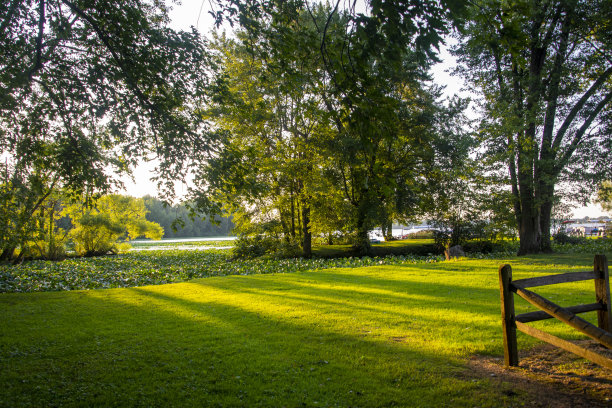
232 235 303 260
129 239 232 249
455 0 612 254
193 3 472 257
552 230 586 245
65 195 163 257
0 181 71 262
0 0 211 261
3 236 606 294
552 237 612 254
432 224 474 252
232 235 279 259
402 230 435 239
428 175 494 252
597 181 612 213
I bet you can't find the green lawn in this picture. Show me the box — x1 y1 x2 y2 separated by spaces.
0 253 608 407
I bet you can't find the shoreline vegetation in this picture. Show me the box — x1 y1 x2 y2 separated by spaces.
2 238 610 294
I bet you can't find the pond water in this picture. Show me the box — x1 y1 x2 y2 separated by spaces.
130 236 236 244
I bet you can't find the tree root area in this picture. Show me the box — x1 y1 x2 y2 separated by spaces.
466 340 612 407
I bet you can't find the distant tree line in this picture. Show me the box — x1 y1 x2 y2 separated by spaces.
142 196 233 239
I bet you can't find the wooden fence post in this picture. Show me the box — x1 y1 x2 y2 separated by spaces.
499 264 518 366
594 254 611 335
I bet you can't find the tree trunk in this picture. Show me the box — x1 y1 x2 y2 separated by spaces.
382 219 393 241
515 13 547 256
0 247 15 262
353 201 371 256
517 199 541 255
539 199 553 252
12 248 25 265
301 202 312 258
290 185 296 238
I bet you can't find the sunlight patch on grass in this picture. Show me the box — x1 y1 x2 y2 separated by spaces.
1 253 608 406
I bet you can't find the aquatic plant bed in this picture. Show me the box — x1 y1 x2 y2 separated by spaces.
0 250 442 293
1 254 609 407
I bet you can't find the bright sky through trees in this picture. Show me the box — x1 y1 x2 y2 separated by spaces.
118 0 607 219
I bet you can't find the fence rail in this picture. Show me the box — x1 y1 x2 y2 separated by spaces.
498 254 612 369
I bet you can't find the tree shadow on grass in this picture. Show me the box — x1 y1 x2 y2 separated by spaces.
1 273 517 408
1 257 605 407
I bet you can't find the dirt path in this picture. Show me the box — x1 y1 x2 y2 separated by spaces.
466 341 612 407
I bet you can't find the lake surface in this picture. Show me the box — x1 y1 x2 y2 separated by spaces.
131 245 234 251
130 236 236 244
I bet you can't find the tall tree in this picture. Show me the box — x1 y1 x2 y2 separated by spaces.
301 1 469 252
455 0 612 254
194 1 470 256
193 19 329 257
0 0 211 261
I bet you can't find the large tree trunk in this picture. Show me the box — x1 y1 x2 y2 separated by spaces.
517 198 541 255
516 19 546 256
538 179 555 253
353 200 371 256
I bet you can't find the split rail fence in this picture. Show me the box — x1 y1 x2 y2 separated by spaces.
498 254 612 369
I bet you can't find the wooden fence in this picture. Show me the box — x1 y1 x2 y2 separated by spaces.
499 254 612 369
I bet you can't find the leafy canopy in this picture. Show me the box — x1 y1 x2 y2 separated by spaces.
64 194 163 256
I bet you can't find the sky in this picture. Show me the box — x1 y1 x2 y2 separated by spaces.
119 0 607 219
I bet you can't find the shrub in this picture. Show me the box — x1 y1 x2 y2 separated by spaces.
552 230 586 245
232 235 283 259
401 230 435 239
232 235 305 259
312 234 354 246
22 236 68 261
65 195 163 257
272 240 302 259
462 240 494 254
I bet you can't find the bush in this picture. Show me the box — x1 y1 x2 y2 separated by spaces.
232 235 277 259
272 240 302 259
22 237 68 261
552 230 586 245
462 240 494 254
65 195 163 257
312 234 354 246
232 235 304 259
401 230 435 240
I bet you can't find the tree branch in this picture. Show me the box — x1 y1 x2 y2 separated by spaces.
27 0 46 82
541 12 570 157
552 66 612 152
555 90 612 173
59 0 205 150
539 3 562 51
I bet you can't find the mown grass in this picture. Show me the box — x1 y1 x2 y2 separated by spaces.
1 252 609 407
